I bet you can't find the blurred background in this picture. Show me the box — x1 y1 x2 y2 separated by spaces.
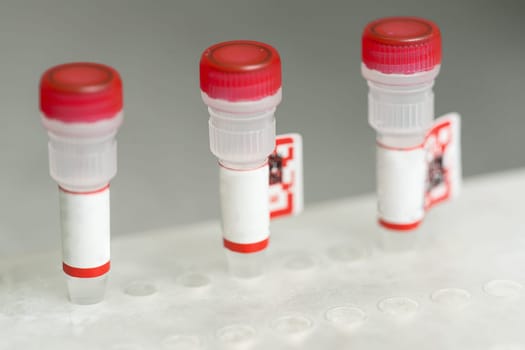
0 0 523 256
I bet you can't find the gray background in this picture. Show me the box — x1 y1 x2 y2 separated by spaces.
0 0 523 256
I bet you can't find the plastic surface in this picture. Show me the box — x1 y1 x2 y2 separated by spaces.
362 17 441 138
200 40 281 102
59 186 110 277
58 166 111 305
209 105 276 169
372 113 462 235
201 42 282 277
39 63 123 305
2 169 525 349
363 65 438 139
225 249 266 279
47 124 119 191
363 19 444 234
40 62 123 123
40 63 124 191
66 275 107 305
376 145 426 227
220 164 270 252
201 40 281 168
362 17 441 74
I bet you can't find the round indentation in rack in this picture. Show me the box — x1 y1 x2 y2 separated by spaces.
161 334 201 350
483 280 523 298
216 324 256 347
177 272 210 289
284 253 316 271
431 288 471 308
271 314 314 337
325 305 367 331
377 297 419 318
123 281 157 297
326 244 364 264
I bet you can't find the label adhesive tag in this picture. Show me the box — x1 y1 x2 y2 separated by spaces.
424 112 462 210
269 133 304 219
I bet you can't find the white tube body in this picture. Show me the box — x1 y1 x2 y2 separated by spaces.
220 165 270 248
59 186 110 277
363 64 439 229
376 146 426 227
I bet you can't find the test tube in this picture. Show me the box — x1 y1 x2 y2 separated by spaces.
361 17 441 238
200 40 282 278
39 62 123 304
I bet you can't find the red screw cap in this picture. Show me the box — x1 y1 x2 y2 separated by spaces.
362 17 442 74
200 40 282 102
40 62 123 123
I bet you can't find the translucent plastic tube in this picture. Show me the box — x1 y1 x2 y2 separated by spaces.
200 40 282 278
361 17 442 234
39 62 123 303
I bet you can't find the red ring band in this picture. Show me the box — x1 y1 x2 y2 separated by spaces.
223 238 269 253
63 261 110 278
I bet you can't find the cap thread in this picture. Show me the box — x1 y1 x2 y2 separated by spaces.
40 62 123 123
362 17 441 74
200 40 281 102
